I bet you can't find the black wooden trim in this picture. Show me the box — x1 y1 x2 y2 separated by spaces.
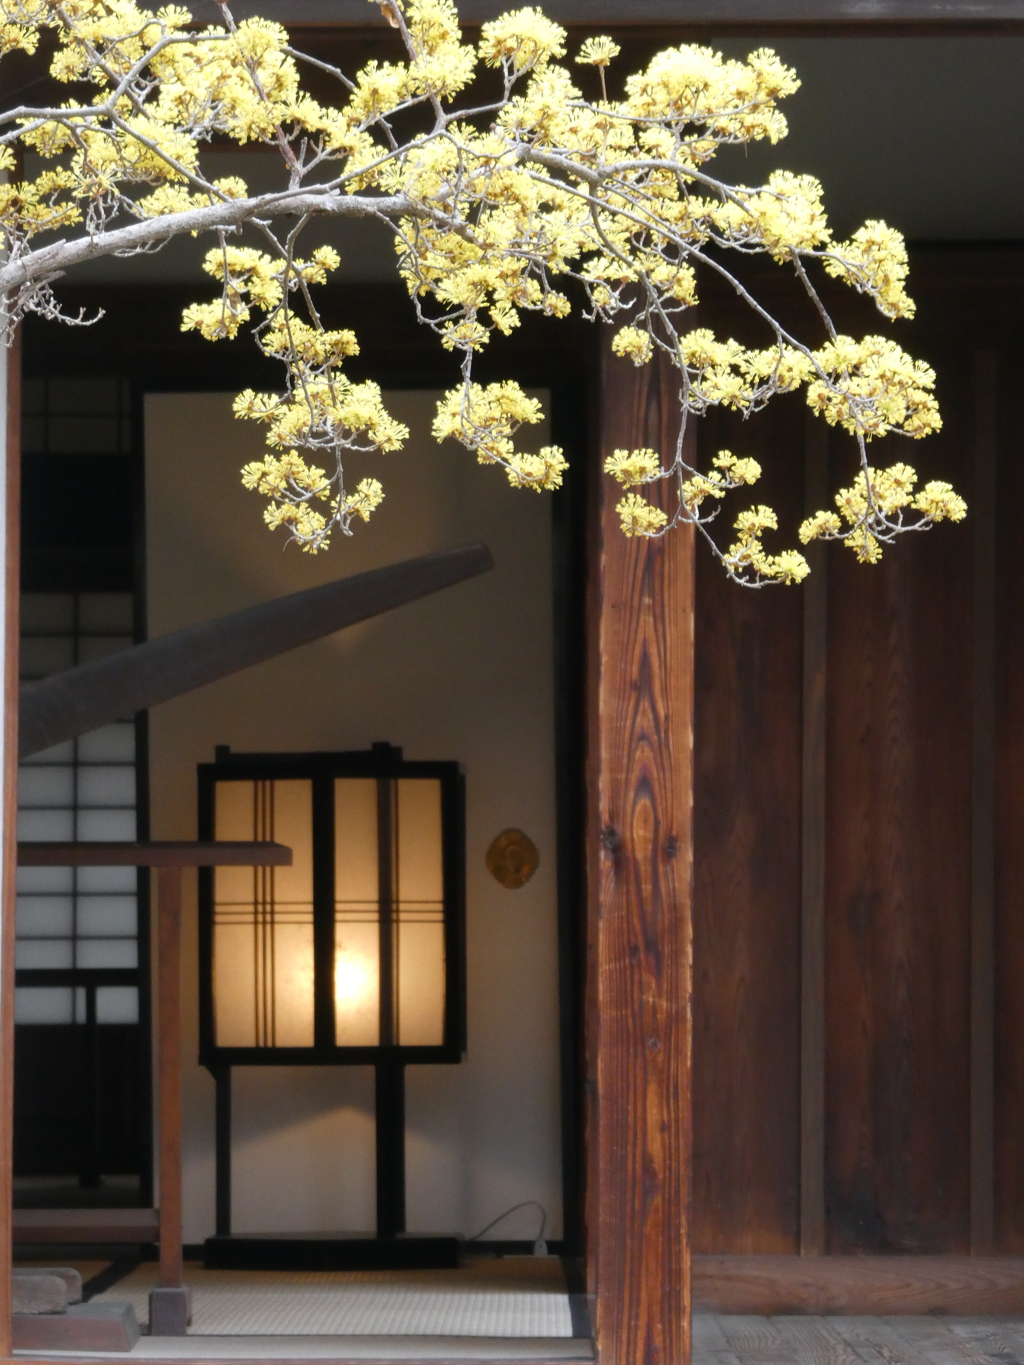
199 1042 461 1067
214 1066 232 1237
233 0 1024 25
196 774 216 1066
377 777 396 1050
550 366 594 1262
131 377 154 1210
374 1061 406 1237
442 769 468 1056
14 968 138 987
312 772 335 1052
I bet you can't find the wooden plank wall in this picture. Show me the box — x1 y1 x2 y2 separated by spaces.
691 248 1023 1256
692 396 803 1255
993 345 1024 1253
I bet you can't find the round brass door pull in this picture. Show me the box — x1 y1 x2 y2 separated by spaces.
486 829 539 889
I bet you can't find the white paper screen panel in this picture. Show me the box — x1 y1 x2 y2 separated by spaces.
15 590 139 1025
395 778 445 1047
334 778 380 1047
213 778 316 1048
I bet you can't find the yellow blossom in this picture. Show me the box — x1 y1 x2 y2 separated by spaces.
617 493 668 537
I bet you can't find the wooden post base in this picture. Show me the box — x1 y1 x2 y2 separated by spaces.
149 1285 191 1336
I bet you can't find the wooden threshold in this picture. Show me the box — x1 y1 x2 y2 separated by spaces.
4 1339 592 1364
693 1254 1024 1315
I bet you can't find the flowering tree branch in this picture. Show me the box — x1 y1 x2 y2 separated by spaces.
0 0 966 583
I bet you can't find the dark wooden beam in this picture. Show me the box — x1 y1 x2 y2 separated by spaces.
12 1208 160 1242
800 415 828 1257
971 351 998 1255
17 841 292 867
589 342 693 1365
19 544 494 759
241 1 1024 29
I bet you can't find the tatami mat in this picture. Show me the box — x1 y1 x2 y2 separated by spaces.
91 1260 575 1338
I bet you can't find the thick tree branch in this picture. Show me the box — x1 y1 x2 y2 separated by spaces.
0 188 422 294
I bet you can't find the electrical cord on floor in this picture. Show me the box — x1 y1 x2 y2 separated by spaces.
468 1200 548 1256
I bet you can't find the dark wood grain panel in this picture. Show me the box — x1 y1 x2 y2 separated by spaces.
801 416 829 1257
970 352 998 1254
993 349 1024 1252
588 343 693 1365
691 396 803 1255
824 359 973 1253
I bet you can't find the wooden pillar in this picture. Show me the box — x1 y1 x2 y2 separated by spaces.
0 329 21 1356
588 344 693 1365
151 865 188 1335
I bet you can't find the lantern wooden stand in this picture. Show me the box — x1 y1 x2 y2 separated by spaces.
14 840 292 1342
196 744 466 1271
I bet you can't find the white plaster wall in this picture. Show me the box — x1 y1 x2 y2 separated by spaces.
145 390 561 1245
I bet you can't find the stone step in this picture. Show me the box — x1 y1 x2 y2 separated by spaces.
13 1301 140 1352
13 1265 83 1309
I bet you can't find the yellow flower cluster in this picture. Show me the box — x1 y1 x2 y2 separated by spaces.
624 44 799 148
0 0 960 574
807 336 940 439
235 379 408 457
726 506 810 585
681 450 763 511
433 381 567 489
710 172 830 261
604 448 662 486
823 221 915 320
480 7 566 72
799 462 967 563
611 326 654 366
617 494 669 537
233 374 406 548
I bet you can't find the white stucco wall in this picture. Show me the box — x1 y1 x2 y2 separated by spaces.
145 390 562 1246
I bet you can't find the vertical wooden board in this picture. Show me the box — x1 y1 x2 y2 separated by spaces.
691 396 804 1254
993 349 1024 1251
824 362 973 1253
589 343 692 1365
801 415 830 1258
969 352 997 1255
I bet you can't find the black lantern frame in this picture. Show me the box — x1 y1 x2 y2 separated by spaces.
197 742 466 1069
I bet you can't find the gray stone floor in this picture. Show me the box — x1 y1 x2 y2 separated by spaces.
696 1313 1024 1365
